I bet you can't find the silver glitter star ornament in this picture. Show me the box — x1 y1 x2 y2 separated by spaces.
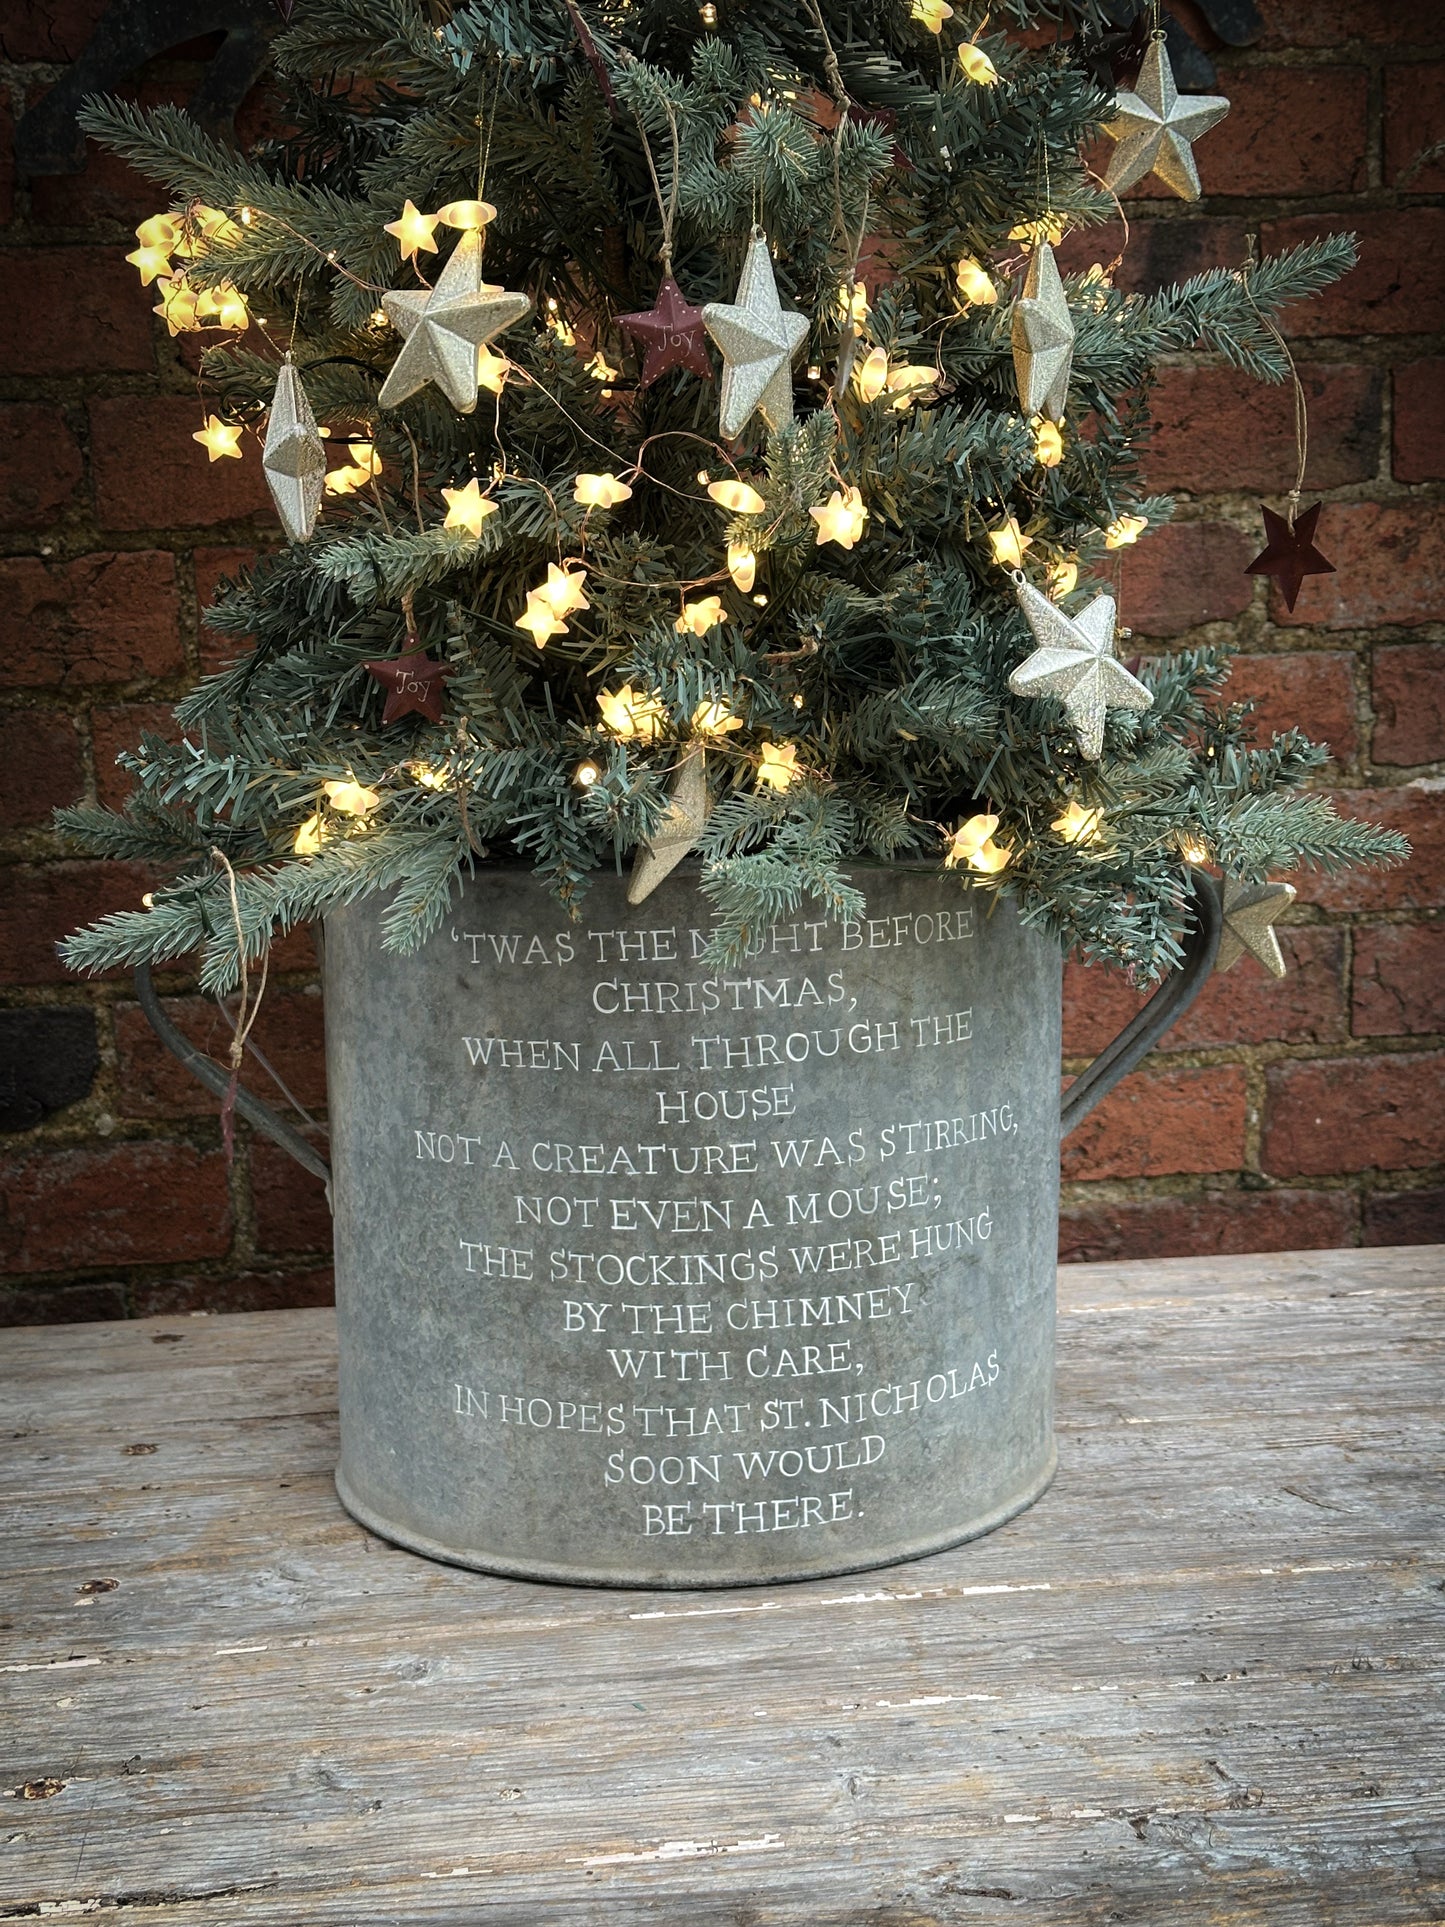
262 356 327 543
1011 241 1075 423
628 748 710 905
378 229 531 413
1104 36 1230 202
702 228 809 439
1007 577 1153 760
1216 876 1296 976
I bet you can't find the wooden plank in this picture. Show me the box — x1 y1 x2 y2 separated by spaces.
1 1245 1442 1925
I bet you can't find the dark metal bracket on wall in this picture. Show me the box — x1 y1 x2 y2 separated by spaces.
14 0 274 177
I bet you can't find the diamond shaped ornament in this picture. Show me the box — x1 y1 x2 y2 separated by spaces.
262 356 327 543
1011 242 1075 423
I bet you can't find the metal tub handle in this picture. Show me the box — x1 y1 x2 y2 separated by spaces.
133 960 332 1186
1059 871 1222 1140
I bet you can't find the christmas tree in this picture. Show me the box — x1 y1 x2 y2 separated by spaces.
59 0 1406 992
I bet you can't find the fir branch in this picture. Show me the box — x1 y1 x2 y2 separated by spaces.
1140 235 1359 379
379 832 474 949
54 800 211 864
274 0 456 90
1217 793 1410 879
315 524 509 603
59 1 1406 985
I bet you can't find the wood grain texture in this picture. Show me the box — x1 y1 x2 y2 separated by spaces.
2 1245 1442 1925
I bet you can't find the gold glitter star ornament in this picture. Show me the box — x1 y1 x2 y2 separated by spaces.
1104 36 1230 202
1011 242 1074 422
702 228 809 439
628 748 711 905
1215 876 1296 976
378 230 531 414
1007 576 1153 760
262 357 327 542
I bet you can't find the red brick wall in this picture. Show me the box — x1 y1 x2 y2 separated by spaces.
1053 0 1445 1262
1 1 1442 1322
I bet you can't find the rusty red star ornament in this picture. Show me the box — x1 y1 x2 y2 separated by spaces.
365 650 452 724
617 275 712 388
1245 501 1336 613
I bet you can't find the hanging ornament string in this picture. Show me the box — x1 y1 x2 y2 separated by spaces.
477 75 492 205
476 59 499 209
210 844 270 1164
838 183 872 387
1237 233 1336 612
1039 113 1052 239
616 64 713 388
215 994 324 1129
631 75 682 276
400 418 426 528
247 267 307 367
1238 235 1309 524
802 0 870 397
286 271 305 355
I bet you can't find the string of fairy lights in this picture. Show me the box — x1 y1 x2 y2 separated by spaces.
110 0 1310 968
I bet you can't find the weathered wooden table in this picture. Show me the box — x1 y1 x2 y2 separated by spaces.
4 1244 1442 1924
